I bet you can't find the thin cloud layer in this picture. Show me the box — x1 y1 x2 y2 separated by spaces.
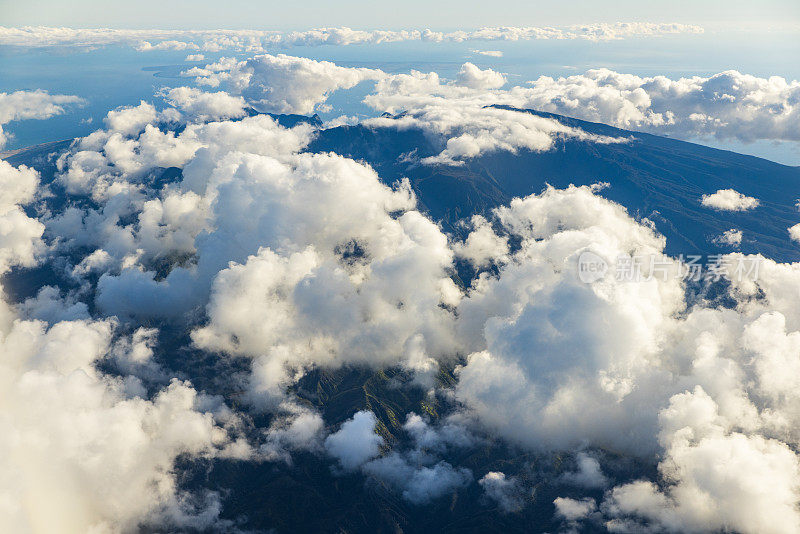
0 23 704 52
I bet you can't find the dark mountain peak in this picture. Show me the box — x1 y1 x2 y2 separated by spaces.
267 112 324 129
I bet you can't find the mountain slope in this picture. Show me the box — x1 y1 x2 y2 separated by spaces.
310 106 800 262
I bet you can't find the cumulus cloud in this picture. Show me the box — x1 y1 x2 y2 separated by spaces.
360 65 800 150
0 159 44 273
160 86 247 121
0 26 274 51
363 453 472 504
453 215 509 267
177 150 457 402
186 54 383 114
18 286 90 323
0 156 243 532
479 472 526 512
555 497 597 521
48 82 465 412
434 179 800 533
604 387 800 534
0 363 235 532
701 188 760 211
402 412 474 452
364 67 625 165
560 452 608 489
260 405 325 463
0 90 83 127
325 411 384 471
181 54 800 164
446 187 800 533
455 62 506 90
276 23 701 47
320 411 473 503
355 411 475 504
0 90 82 148
513 69 800 144
453 185 679 453
789 223 800 243
102 100 160 136
21 53 800 532
136 39 200 52
55 101 311 200
365 64 800 152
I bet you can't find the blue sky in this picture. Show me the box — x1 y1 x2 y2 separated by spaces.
2 0 798 29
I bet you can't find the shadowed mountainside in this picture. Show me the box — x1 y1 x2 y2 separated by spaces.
310 106 800 262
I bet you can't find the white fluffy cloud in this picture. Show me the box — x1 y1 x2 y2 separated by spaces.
440 183 800 530
187 54 383 114
453 215 509 267
356 60 800 157
22 53 800 531
325 410 384 471
0 156 243 532
276 23 702 46
364 65 800 151
514 69 800 143
364 67 626 165
0 160 44 275
402 412 474 452
701 188 760 211
50 87 462 410
0 355 234 532
55 100 311 200
368 66 800 151
455 62 506 90
160 86 247 121
454 185 679 454
555 497 597 522
604 387 800 534
0 90 82 148
187 154 458 402
261 405 325 463
789 223 800 243
560 452 608 489
322 411 473 504
136 39 200 52
180 54 800 163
